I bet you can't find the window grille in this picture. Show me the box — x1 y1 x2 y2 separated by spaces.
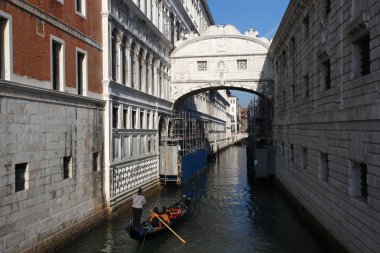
237 60 247 70
322 59 331 90
197 61 207 71
359 34 370 76
15 163 27 192
63 156 72 179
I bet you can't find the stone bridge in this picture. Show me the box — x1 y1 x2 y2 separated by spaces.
170 25 274 107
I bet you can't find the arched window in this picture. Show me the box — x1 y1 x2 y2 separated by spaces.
138 48 144 90
145 53 150 93
111 29 119 81
130 43 136 87
159 63 163 98
151 58 155 95
121 36 128 85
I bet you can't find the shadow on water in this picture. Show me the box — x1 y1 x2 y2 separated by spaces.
60 146 338 253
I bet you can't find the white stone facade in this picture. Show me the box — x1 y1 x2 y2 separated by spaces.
270 0 380 252
179 89 232 151
102 0 214 212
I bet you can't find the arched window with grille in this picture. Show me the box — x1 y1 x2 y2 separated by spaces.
130 42 135 87
111 29 119 81
121 36 128 85
138 48 144 90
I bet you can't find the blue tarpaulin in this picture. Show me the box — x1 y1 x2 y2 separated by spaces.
181 148 207 182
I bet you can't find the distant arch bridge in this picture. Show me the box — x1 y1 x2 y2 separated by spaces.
170 25 274 107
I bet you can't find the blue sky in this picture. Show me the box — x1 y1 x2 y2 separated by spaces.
207 0 290 107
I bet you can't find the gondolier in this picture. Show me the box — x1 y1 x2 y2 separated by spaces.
132 188 146 227
126 191 193 241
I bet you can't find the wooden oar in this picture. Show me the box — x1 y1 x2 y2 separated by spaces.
149 209 187 244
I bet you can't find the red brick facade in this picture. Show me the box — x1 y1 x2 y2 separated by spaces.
1 0 102 94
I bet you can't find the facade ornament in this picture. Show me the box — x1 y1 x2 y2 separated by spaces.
217 60 225 70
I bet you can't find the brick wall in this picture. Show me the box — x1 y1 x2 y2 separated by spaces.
2 1 102 94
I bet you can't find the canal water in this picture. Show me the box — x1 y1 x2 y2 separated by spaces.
60 146 335 253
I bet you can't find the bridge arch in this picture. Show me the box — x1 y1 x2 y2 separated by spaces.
170 25 274 105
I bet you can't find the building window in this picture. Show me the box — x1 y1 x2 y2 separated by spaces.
140 111 144 129
132 110 137 129
148 140 151 153
123 109 128 128
92 152 99 172
112 106 118 129
349 162 368 201
170 13 175 44
322 0 331 17
322 59 331 90
353 33 370 78
237 59 247 70
111 29 119 82
302 148 307 170
290 144 294 162
291 83 296 103
63 156 72 179
289 36 296 57
51 36 65 91
138 49 144 90
15 163 28 192
75 0 86 17
303 15 310 39
304 75 310 97
121 37 127 85
319 152 329 181
0 16 6 79
76 49 87 95
0 12 12 81
281 50 287 67
197 61 207 71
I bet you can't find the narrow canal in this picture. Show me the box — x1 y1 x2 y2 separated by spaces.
60 146 335 253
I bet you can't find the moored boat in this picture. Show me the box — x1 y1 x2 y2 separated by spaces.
126 192 193 241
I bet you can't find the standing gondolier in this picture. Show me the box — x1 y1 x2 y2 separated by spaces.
132 187 146 227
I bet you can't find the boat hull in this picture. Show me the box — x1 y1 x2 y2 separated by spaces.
126 192 193 241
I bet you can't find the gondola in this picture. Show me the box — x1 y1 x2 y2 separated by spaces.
125 191 193 241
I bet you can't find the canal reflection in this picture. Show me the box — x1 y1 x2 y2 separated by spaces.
60 146 334 253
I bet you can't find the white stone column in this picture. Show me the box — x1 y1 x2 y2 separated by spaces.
141 58 146 92
158 69 163 98
163 73 167 99
158 2 163 32
141 0 144 13
134 48 139 89
147 0 152 20
152 0 157 26
127 106 131 129
118 104 124 129
126 45 132 87
153 62 158 97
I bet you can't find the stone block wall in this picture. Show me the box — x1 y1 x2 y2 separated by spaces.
269 0 380 252
0 81 105 253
